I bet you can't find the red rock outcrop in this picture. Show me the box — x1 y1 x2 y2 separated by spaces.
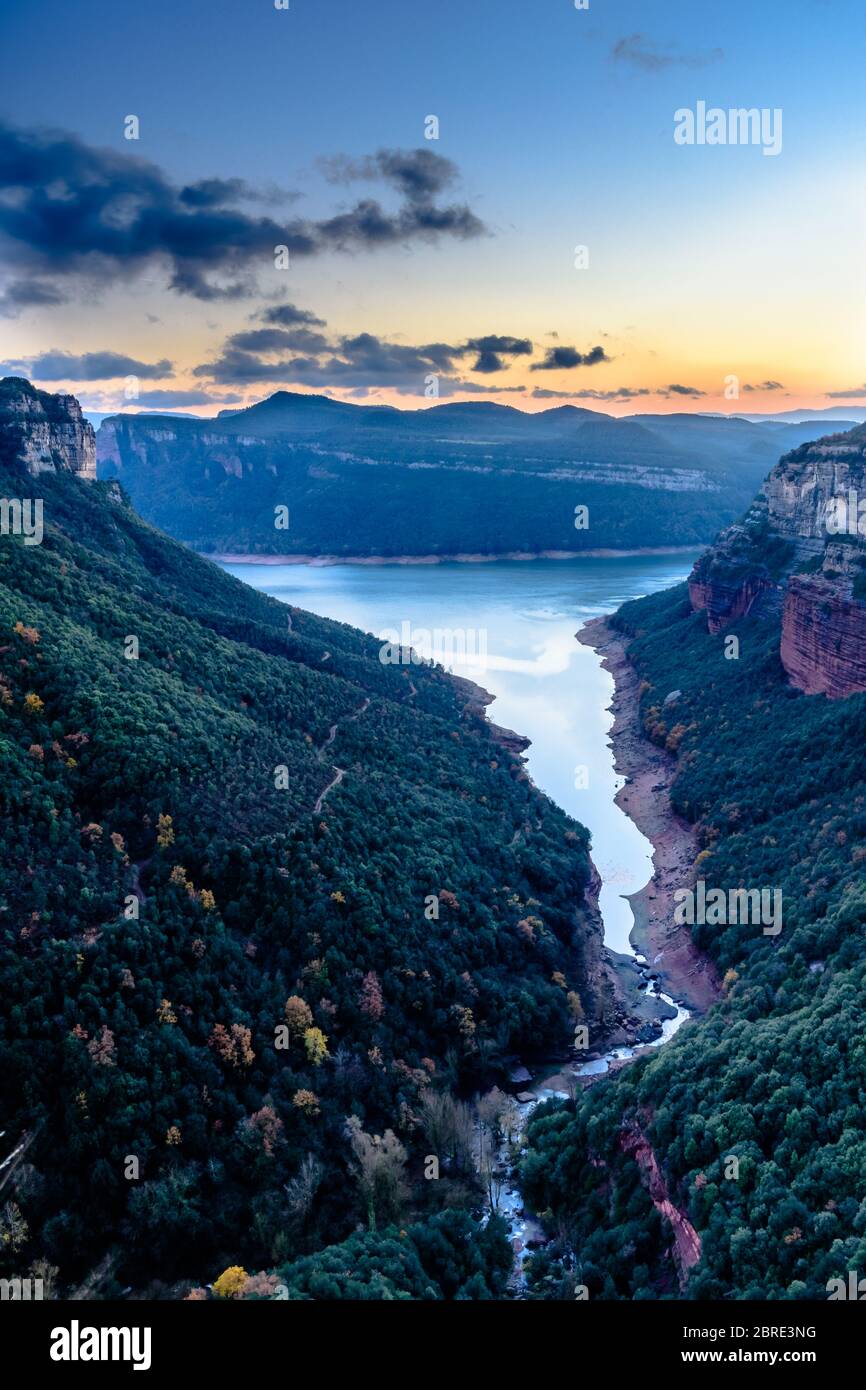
781 577 866 698
689 424 866 697
688 571 769 634
620 1122 701 1288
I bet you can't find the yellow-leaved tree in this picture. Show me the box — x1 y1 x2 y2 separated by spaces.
303 1027 329 1066
212 1266 248 1299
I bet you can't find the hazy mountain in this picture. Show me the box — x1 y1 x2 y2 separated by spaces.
96 392 833 558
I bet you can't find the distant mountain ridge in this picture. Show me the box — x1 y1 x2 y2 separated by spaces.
95 390 848 558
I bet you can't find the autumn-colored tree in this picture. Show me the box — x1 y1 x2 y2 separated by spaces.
209 1023 255 1069
87 1026 116 1067
566 990 584 1022
156 813 175 849
292 1089 320 1115
212 1265 248 1299
242 1271 281 1298
244 1104 283 1155
284 995 312 1039
303 1027 329 1067
451 1004 476 1041
358 970 384 1021
23 693 44 715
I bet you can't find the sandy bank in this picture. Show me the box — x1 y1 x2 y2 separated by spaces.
577 616 720 1015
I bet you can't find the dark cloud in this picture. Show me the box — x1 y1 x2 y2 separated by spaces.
319 148 460 204
531 345 609 371
260 302 326 328
612 33 723 72
464 335 533 374
195 316 541 392
826 385 866 399
179 177 297 208
663 383 706 397
227 327 331 354
121 389 244 409
0 277 68 316
532 386 651 401
437 380 527 398
742 380 785 392
195 332 462 392
0 122 487 304
1 350 173 381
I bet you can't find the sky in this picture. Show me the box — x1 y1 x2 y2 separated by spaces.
0 0 863 417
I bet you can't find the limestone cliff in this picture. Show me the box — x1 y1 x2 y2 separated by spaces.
0 377 96 480
688 423 866 698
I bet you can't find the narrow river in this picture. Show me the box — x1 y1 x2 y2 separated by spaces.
221 553 700 1276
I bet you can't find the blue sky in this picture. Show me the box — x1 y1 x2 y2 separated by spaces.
0 0 863 413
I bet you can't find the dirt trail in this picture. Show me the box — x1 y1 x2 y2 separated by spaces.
577 616 720 1014
312 696 370 815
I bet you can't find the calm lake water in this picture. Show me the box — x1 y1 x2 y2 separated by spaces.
222 554 698 956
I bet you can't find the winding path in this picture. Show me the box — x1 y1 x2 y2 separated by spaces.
311 696 370 815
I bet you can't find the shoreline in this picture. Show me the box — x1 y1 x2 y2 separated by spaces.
577 616 721 1015
208 546 700 568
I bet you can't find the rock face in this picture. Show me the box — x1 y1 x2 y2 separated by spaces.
620 1121 702 1289
0 377 96 480
688 569 770 635
689 422 866 698
781 577 866 698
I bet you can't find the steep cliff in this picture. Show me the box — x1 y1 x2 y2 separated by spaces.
0 376 96 480
688 423 866 697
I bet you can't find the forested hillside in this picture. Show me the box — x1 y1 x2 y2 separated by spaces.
0 389 601 1297
96 394 839 558
521 582 866 1299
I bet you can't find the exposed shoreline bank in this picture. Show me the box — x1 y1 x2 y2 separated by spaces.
208 546 700 568
577 616 721 1015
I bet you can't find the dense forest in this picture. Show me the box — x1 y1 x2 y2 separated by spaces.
521 582 866 1298
0 432 600 1298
